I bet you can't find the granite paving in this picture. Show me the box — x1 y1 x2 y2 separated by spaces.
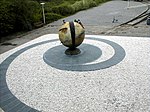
0 34 150 112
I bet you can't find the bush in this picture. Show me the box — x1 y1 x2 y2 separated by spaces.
28 1 41 23
94 0 110 4
0 0 110 37
10 0 34 31
0 1 15 36
88 0 97 8
44 2 55 13
71 1 84 11
45 13 64 23
0 0 42 36
71 0 96 12
52 3 75 16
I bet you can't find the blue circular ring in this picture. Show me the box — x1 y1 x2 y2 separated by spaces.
0 37 125 111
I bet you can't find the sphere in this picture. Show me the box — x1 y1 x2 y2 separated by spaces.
59 21 85 49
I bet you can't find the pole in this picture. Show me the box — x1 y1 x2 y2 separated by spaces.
41 3 45 24
127 0 130 8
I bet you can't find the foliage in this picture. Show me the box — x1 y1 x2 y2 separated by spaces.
0 0 110 37
28 1 42 23
0 1 15 36
71 1 84 11
11 0 33 31
45 13 64 23
52 2 75 16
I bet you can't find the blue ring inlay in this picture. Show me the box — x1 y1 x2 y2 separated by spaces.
43 37 126 71
0 37 125 111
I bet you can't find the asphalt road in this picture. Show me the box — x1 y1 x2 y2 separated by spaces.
52 0 147 26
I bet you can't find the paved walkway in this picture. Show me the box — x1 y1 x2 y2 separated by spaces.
0 0 150 112
0 34 150 112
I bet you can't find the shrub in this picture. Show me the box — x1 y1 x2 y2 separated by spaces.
71 1 84 11
71 0 96 11
28 1 41 23
88 0 97 8
45 2 55 13
0 0 110 37
52 3 75 16
45 13 64 23
94 0 109 4
0 1 15 36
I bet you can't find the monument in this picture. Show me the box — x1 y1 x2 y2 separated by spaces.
58 19 85 55
43 19 125 71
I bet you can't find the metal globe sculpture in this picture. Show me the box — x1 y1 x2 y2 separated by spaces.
59 19 85 55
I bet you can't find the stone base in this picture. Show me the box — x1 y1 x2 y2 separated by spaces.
65 48 81 55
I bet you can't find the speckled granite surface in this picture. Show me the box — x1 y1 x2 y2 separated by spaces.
0 34 150 112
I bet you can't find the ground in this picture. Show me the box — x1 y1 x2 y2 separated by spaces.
0 0 150 112
0 34 150 112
